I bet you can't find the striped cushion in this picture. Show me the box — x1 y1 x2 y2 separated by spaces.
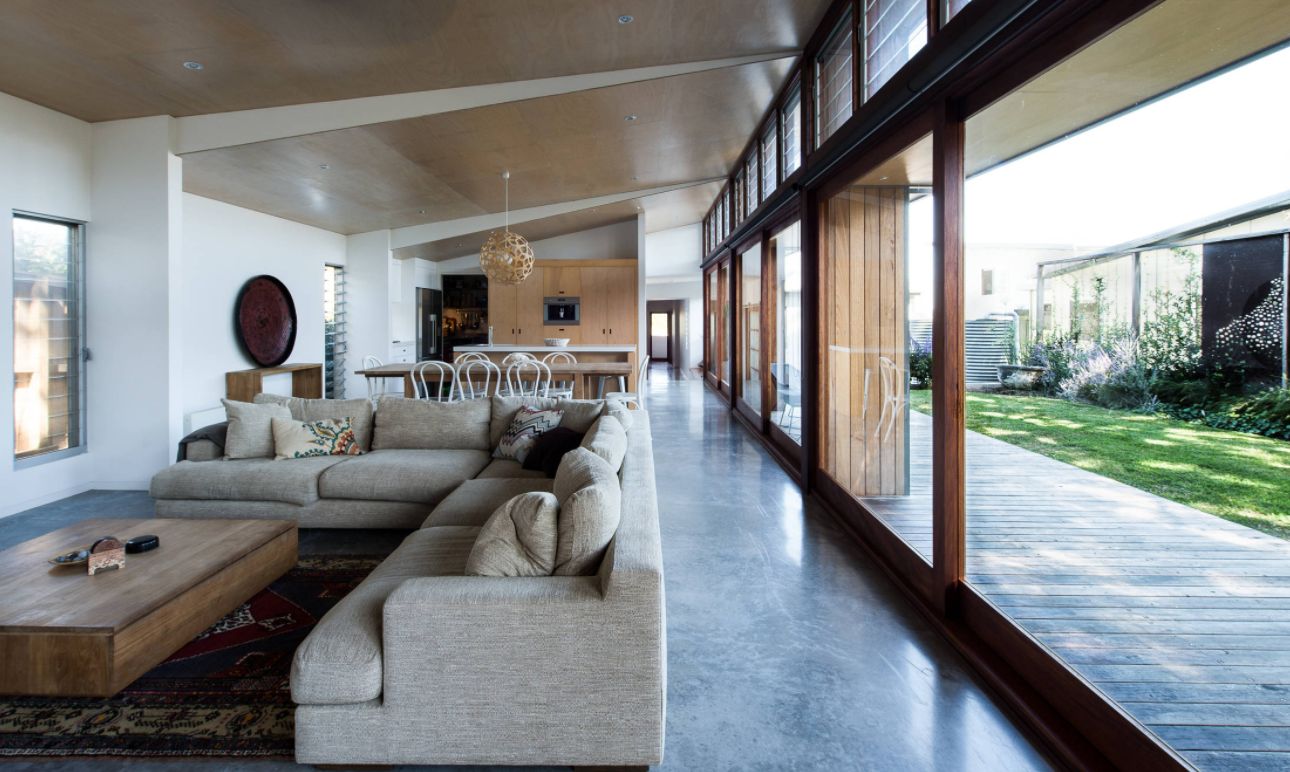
492 406 563 464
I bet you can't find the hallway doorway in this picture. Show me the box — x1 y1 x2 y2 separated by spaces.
649 310 672 363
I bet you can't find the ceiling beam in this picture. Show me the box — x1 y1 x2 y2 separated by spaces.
173 52 798 154
389 179 723 250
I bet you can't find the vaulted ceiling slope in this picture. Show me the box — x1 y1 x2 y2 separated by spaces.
182 60 793 235
0 0 829 122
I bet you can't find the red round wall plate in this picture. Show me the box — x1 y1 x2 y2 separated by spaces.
235 275 297 367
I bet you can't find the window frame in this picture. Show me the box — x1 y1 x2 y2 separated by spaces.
13 211 88 469
814 9 857 149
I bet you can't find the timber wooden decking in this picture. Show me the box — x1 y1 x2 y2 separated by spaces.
862 412 1290 770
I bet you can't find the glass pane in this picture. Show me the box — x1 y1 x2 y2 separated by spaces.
734 172 745 227
783 87 802 176
761 123 778 201
863 0 927 100
706 270 719 374
770 222 804 445
14 216 80 460
963 3 1290 764
818 134 935 562
942 0 971 25
740 243 763 416
720 260 733 387
816 13 855 146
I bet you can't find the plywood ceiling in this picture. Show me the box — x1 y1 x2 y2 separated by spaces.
393 181 723 262
182 62 791 235
966 0 1290 175
0 0 830 122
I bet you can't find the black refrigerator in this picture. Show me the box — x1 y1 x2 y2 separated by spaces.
416 288 443 360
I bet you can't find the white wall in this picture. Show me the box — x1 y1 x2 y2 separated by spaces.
644 222 705 371
0 92 96 515
86 116 184 492
345 230 394 399
647 280 704 371
390 257 441 344
181 194 347 418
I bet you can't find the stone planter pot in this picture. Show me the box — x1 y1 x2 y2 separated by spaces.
997 364 1045 389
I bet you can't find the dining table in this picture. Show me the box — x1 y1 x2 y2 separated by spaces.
355 361 633 400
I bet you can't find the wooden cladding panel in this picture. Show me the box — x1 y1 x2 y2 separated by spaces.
820 186 908 498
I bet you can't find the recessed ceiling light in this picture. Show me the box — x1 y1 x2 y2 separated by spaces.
319 164 331 170
418 209 426 215
182 61 204 71
624 114 638 122
618 14 634 24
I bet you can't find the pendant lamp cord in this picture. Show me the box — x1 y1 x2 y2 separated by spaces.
503 171 510 233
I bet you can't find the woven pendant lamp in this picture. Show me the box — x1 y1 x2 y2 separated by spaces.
479 171 534 285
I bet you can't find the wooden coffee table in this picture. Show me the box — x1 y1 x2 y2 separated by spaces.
0 518 297 697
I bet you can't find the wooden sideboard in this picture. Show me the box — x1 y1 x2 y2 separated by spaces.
226 363 322 403
488 259 637 347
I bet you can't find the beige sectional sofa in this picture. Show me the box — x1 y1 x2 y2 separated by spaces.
148 394 666 768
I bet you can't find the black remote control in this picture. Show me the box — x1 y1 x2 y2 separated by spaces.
125 535 160 554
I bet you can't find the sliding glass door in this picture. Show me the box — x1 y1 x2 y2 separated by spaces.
768 221 804 457
736 240 764 423
816 131 936 574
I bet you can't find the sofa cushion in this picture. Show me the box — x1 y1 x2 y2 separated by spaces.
372 396 490 451
490 396 606 447
465 492 560 576
552 448 622 576
149 455 348 506
489 396 556 447
255 394 375 452
423 478 556 528
272 417 363 460
603 398 635 432
475 458 547 479
318 449 489 504
222 399 292 459
493 406 563 463
522 426 585 478
290 526 479 705
581 416 627 472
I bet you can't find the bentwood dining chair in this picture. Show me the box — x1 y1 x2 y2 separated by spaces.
456 359 502 399
504 359 552 398
542 351 578 398
413 361 457 402
362 355 404 407
605 356 650 409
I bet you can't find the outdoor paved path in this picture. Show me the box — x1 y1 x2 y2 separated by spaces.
862 411 1290 770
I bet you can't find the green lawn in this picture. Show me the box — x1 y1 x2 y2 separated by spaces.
908 390 1290 540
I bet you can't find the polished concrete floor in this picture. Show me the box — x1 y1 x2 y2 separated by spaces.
0 369 1051 771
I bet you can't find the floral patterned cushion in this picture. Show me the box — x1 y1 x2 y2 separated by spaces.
493 406 564 464
272 417 363 460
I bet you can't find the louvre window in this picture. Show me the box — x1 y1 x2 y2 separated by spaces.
815 13 855 146
13 214 84 463
745 154 759 216
863 0 928 100
761 122 778 201
783 87 802 176
324 264 348 398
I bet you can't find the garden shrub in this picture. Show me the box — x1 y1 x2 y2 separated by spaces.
908 340 932 389
1218 388 1290 440
1057 339 1156 411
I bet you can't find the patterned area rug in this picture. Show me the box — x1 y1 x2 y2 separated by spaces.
0 555 380 758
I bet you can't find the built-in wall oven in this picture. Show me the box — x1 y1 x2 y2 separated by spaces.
544 297 580 324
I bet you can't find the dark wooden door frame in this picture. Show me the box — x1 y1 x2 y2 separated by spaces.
647 308 673 364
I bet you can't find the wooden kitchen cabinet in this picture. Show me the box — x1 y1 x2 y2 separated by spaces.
488 262 635 347
543 266 582 297
487 267 544 344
